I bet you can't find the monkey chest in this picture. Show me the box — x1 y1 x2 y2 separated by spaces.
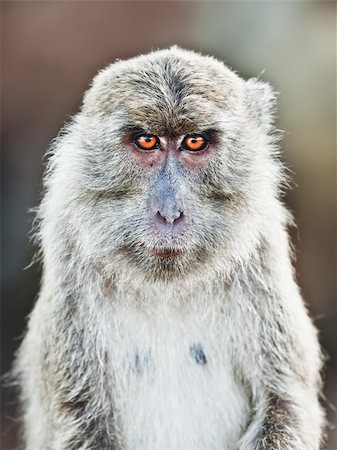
108 308 250 450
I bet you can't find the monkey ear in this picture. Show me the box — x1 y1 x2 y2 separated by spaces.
245 78 278 133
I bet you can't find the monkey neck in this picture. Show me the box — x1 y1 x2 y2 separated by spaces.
44 236 291 321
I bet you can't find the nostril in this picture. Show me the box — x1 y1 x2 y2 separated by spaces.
173 210 184 225
155 210 185 225
155 211 168 225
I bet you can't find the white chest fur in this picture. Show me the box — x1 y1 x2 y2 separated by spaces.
104 297 250 450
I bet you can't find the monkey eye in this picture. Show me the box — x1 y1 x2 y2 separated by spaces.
133 134 160 151
181 135 208 152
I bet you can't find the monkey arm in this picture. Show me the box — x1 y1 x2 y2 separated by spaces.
237 387 323 450
15 293 117 450
235 276 325 450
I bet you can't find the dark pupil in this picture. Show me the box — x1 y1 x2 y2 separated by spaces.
191 138 197 143
145 137 152 142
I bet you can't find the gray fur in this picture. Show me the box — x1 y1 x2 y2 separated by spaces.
14 47 324 450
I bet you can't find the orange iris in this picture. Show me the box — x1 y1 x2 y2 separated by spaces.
184 135 207 151
135 135 158 150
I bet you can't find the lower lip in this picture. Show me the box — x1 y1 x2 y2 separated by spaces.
149 248 185 258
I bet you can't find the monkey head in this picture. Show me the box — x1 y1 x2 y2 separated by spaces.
45 47 282 283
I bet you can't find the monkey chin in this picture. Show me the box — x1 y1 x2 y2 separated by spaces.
117 242 209 283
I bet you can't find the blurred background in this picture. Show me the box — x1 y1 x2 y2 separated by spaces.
1 1 336 449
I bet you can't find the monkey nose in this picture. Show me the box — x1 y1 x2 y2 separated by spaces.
155 209 185 226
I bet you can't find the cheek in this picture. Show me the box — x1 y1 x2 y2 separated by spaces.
178 147 213 170
127 143 164 168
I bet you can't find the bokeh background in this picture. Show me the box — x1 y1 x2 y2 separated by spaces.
1 1 336 449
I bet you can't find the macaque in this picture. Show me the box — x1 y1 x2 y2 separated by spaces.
15 47 324 450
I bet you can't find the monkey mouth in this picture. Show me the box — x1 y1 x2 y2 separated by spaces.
149 247 185 258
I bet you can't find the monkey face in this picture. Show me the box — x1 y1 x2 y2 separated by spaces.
60 48 280 282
